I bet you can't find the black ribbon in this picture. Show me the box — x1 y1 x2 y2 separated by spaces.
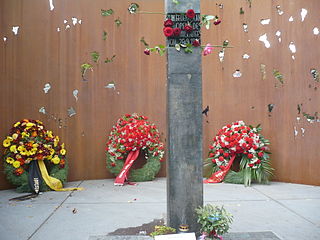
28 160 43 194
10 161 43 201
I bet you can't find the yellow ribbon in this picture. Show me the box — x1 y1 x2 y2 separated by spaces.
38 160 83 191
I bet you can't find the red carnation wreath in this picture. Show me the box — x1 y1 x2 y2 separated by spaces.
106 113 164 185
203 121 273 186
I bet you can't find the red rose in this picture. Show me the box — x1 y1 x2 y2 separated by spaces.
247 153 253 159
214 19 221 25
248 163 254 168
211 159 216 163
144 48 150 55
236 146 242 152
218 156 224 161
111 162 116 167
163 27 174 37
173 28 181 36
164 19 173 27
223 152 229 158
186 9 195 19
219 149 224 154
256 160 261 164
209 152 214 158
184 25 193 33
192 40 200 47
258 152 264 157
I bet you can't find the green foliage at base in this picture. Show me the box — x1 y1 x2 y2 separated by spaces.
223 154 273 185
106 152 161 182
4 159 68 193
150 225 176 237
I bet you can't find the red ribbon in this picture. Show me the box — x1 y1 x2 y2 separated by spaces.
114 150 140 186
203 155 235 184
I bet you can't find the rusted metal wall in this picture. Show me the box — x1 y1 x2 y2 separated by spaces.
201 0 320 185
0 0 319 189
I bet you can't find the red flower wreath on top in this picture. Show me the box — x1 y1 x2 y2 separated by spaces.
106 113 164 183
204 121 273 186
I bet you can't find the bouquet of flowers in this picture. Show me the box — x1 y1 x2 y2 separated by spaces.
196 204 233 239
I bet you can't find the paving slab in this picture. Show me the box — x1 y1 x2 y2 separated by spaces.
0 181 82 204
1 178 320 240
29 203 166 240
204 182 268 201
89 236 153 240
0 202 61 240
278 199 320 226
0 181 81 240
205 200 320 240
67 179 166 204
252 182 320 200
224 231 281 240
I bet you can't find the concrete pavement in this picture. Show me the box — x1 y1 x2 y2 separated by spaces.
0 178 319 240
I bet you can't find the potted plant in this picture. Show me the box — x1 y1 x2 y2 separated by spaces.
195 204 233 239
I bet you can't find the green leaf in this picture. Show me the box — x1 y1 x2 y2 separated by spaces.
184 43 193 54
115 18 122 27
128 3 140 14
184 47 193 53
172 0 180 5
91 51 100 63
102 31 107 40
81 63 93 76
205 15 215 21
240 7 245 14
223 40 229 47
104 55 116 63
101 9 114 16
140 37 149 47
201 15 215 29
273 69 284 84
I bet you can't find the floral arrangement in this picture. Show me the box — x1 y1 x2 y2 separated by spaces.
203 121 273 186
196 204 233 239
2 119 68 192
150 225 176 237
127 4 226 56
106 113 164 182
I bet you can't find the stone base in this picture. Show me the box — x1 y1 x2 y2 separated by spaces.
224 231 281 240
89 236 153 240
89 231 281 240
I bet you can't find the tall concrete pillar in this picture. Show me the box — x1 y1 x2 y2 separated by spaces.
165 0 203 233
